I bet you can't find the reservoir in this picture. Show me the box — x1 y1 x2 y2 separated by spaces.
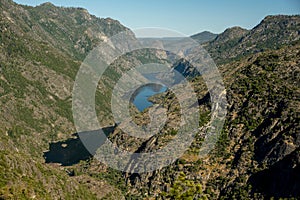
44 83 167 166
131 83 167 112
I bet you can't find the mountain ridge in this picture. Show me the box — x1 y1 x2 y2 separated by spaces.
0 1 299 199
0 1 133 198
204 14 300 63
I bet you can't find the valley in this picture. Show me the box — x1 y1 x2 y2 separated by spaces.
0 0 299 199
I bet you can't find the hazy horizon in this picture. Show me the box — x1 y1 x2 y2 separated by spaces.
13 0 300 37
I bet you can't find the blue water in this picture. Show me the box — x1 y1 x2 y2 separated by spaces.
132 84 167 111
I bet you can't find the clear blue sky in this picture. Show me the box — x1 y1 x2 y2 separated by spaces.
14 0 300 36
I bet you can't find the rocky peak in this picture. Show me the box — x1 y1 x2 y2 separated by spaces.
191 31 217 44
38 2 55 8
213 26 249 43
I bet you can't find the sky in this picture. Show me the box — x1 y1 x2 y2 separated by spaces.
14 0 300 37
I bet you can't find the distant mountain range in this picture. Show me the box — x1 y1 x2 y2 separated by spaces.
0 0 299 199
